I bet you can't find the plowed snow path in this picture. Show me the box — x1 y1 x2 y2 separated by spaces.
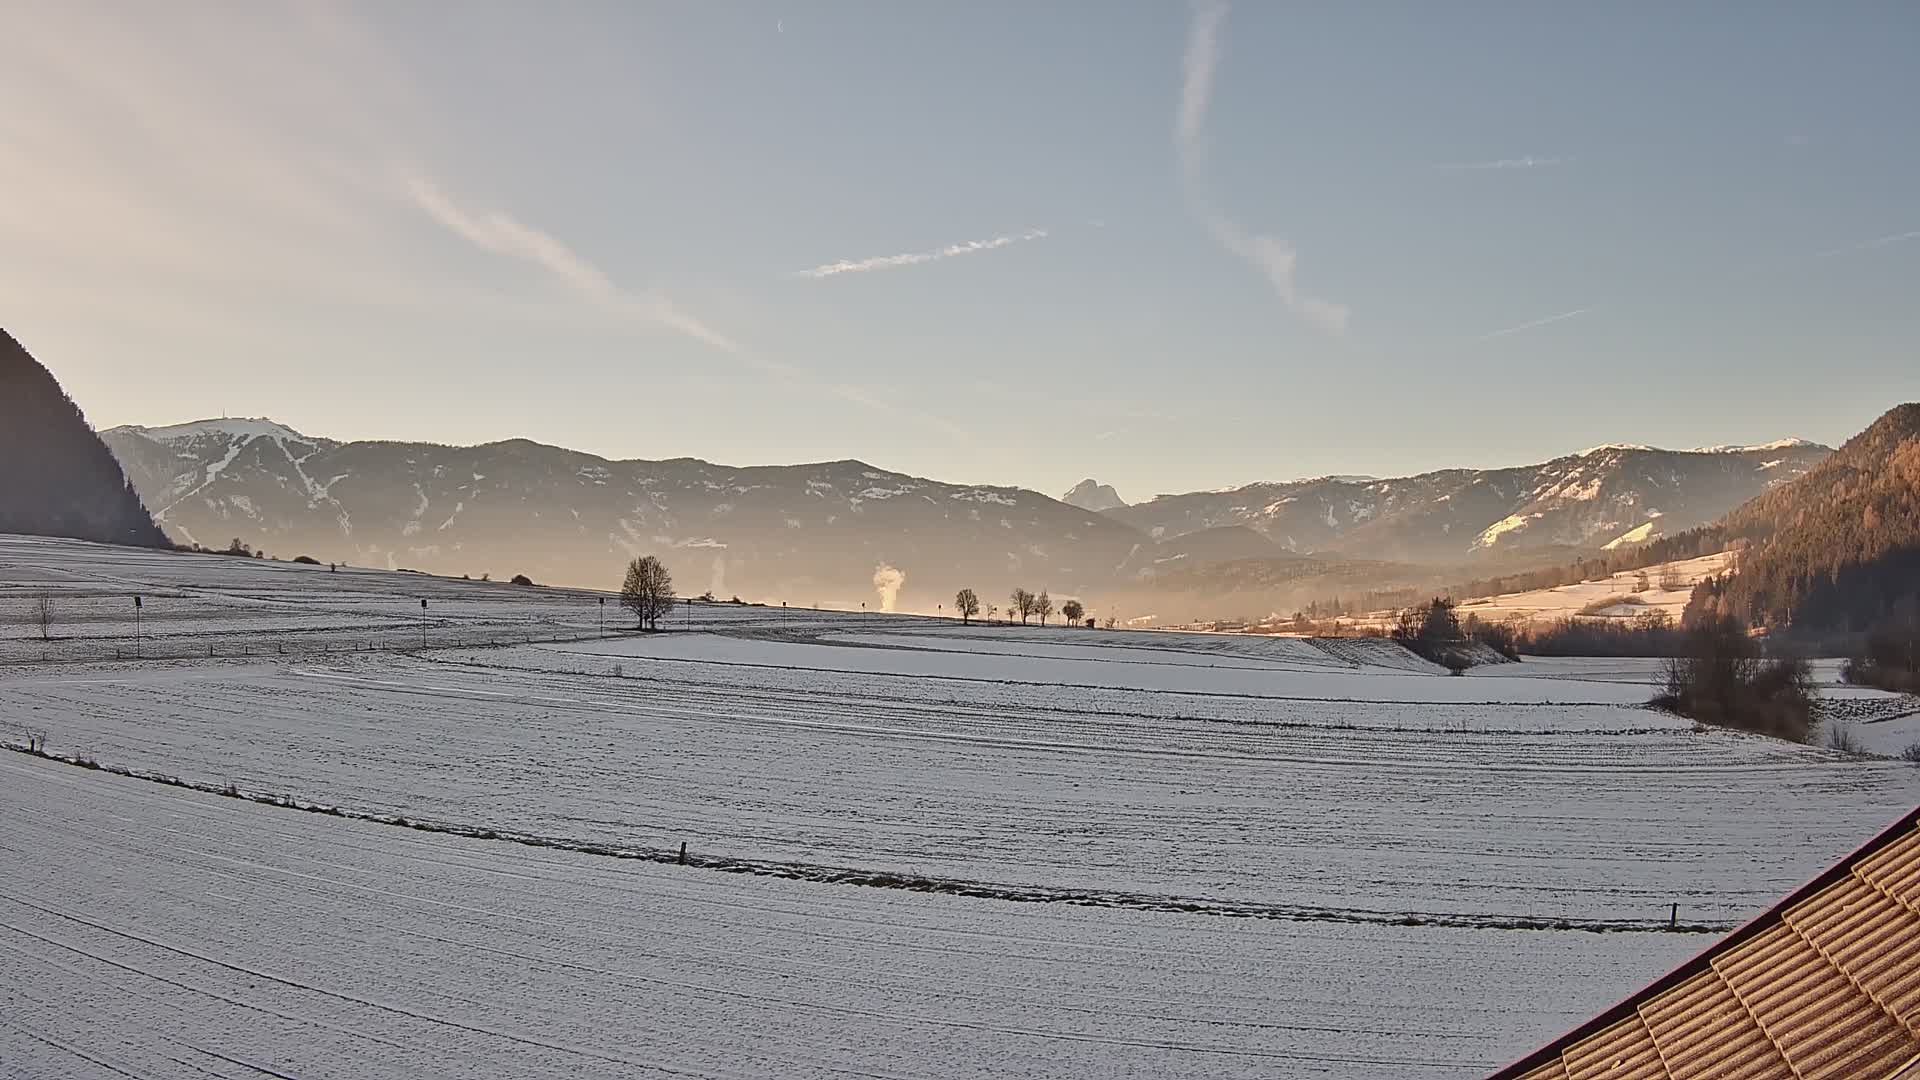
0 756 1691 1079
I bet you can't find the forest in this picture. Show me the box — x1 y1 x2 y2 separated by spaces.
0 330 168 549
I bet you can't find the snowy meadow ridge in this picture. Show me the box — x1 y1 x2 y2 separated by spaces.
5 534 1919 1078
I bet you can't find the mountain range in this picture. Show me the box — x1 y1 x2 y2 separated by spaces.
103 419 1160 609
1103 441 1830 564
101 416 1830 617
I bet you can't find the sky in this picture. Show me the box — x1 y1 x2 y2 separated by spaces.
5 2 1919 501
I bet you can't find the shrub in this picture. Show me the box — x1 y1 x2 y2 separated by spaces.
1841 619 1920 693
510 574 535 587
1391 598 1463 664
1823 720 1863 754
1463 614 1521 660
292 555 321 565
1900 742 1920 764
1653 617 1814 741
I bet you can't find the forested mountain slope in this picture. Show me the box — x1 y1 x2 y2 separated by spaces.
1689 404 1920 632
0 331 167 548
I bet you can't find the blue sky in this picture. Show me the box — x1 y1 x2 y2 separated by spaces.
6 3 1917 500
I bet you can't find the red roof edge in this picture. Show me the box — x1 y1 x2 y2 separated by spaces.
1486 805 1920 1079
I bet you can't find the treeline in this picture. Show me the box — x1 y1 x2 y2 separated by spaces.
1514 611 1686 657
1843 617 1920 694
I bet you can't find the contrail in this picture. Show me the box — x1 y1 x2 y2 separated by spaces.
794 229 1048 279
1478 307 1593 340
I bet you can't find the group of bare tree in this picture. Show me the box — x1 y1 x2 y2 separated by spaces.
1006 588 1051 625
949 587 1092 628
613 556 1099 634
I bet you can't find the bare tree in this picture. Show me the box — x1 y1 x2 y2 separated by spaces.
954 588 980 625
1061 599 1085 625
985 603 999 624
1103 615 1117 630
34 595 53 642
1034 590 1054 627
620 556 676 631
1010 588 1035 624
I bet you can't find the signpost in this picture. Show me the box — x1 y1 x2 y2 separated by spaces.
599 596 606 637
419 598 428 649
133 595 142 658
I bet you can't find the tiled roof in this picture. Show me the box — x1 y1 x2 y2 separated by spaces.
1493 808 1920 1080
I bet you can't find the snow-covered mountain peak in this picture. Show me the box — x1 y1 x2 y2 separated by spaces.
1573 443 1658 457
1689 437 1818 454
1061 478 1126 513
119 417 316 446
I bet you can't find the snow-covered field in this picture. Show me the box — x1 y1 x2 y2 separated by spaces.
1452 551 1734 626
5 535 1919 1077
0 754 1689 1080
0 533 827 662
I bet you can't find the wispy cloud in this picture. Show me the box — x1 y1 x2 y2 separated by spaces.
1814 229 1920 259
406 176 616 301
403 174 981 440
1477 307 1594 340
1177 2 1349 336
1437 155 1568 172
403 174 746 354
794 228 1049 279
